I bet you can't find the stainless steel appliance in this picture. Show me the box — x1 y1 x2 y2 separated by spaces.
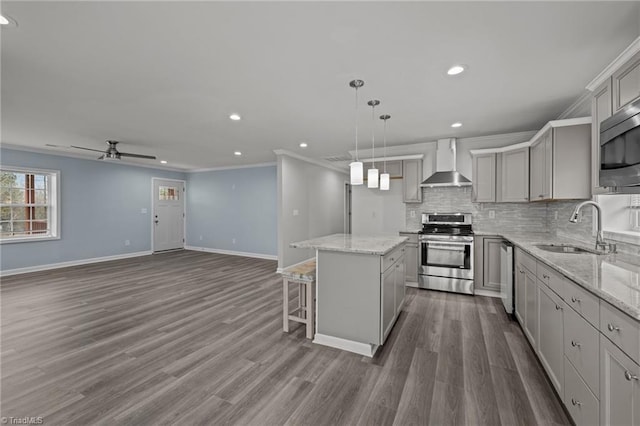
416 212 474 295
599 97 640 191
500 241 514 314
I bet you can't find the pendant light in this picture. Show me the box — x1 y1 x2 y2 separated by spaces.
367 99 380 188
379 114 391 191
349 80 365 185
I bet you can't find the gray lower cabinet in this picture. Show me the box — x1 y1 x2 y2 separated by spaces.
399 232 418 284
474 236 502 292
537 283 565 397
565 356 599 426
524 267 538 348
515 261 526 326
600 335 640 426
381 265 396 341
316 245 405 347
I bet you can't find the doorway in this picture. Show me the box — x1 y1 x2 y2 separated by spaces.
152 178 185 252
344 182 352 234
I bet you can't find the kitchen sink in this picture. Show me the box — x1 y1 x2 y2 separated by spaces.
534 244 602 255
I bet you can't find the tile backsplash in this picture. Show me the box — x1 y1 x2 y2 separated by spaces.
405 187 639 254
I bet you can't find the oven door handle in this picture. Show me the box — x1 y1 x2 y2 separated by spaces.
425 243 467 251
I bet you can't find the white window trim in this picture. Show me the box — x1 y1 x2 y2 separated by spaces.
0 166 61 244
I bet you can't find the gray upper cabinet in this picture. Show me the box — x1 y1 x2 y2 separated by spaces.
528 121 591 201
471 153 496 202
612 50 640 113
591 80 613 192
501 147 530 202
402 159 422 203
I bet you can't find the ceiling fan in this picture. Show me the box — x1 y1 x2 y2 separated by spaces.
46 140 156 160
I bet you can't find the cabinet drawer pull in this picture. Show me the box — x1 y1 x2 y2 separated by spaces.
571 340 581 347
542 274 549 279
539 194 544 198
519 270 525 274
571 398 582 406
607 323 621 332
555 304 562 310
571 296 580 303
625 371 638 381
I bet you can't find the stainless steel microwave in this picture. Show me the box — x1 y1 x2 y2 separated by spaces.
600 97 640 191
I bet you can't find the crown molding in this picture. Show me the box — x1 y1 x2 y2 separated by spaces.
188 162 276 173
273 149 348 174
557 90 592 120
469 140 533 155
586 36 640 92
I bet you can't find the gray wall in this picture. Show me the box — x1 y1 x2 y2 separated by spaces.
1 148 185 271
352 178 405 235
277 154 347 270
186 165 277 257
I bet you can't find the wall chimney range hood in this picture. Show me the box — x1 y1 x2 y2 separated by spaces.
420 138 471 187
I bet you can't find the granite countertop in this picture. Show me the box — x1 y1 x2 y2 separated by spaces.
488 231 640 320
290 234 408 255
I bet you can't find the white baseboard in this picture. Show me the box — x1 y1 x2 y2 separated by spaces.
474 289 502 298
185 245 277 261
313 333 378 358
0 250 153 277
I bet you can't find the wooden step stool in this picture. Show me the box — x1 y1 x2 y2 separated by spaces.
282 259 316 339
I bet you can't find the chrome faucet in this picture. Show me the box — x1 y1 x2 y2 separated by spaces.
569 200 616 253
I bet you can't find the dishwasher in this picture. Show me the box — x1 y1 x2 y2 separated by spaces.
500 241 514 315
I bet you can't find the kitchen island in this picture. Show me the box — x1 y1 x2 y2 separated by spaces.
290 234 408 357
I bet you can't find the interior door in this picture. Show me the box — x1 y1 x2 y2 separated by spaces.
153 179 184 252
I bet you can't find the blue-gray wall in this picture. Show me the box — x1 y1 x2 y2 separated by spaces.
0 148 186 271
186 166 277 257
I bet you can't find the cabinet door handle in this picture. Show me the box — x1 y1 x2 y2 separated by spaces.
608 323 621 332
571 340 581 347
571 398 582 406
625 371 638 381
571 296 580 303
519 270 525 274
555 304 562 310
542 274 549 279
539 194 544 198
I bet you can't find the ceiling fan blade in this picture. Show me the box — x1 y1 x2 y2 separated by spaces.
119 152 157 160
45 143 70 148
70 145 107 153
98 155 105 160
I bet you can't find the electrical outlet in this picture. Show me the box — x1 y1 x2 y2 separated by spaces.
410 210 416 218
124 240 130 246
140 208 147 214
199 235 203 241
232 238 236 244
554 211 558 220
489 210 495 219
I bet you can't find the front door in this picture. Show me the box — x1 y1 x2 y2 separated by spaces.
153 178 184 252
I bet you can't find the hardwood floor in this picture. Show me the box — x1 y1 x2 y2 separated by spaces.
1 250 570 425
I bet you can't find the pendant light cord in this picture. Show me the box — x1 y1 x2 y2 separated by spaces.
383 118 387 173
355 87 359 162
371 104 375 168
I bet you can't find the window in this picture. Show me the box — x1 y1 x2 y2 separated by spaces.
158 185 179 201
0 167 59 242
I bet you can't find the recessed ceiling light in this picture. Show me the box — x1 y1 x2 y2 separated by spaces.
447 65 465 76
229 113 241 121
299 142 308 148
160 160 168 164
234 151 242 156
451 122 462 128
0 14 17 27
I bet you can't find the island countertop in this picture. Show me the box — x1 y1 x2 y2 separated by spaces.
290 234 408 255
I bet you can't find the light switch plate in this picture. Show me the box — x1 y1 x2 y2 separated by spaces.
293 209 299 216
489 210 495 219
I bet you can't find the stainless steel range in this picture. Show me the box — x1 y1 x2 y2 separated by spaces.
415 212 474 295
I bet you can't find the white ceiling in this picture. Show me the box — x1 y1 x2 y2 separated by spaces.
2 1 639 171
